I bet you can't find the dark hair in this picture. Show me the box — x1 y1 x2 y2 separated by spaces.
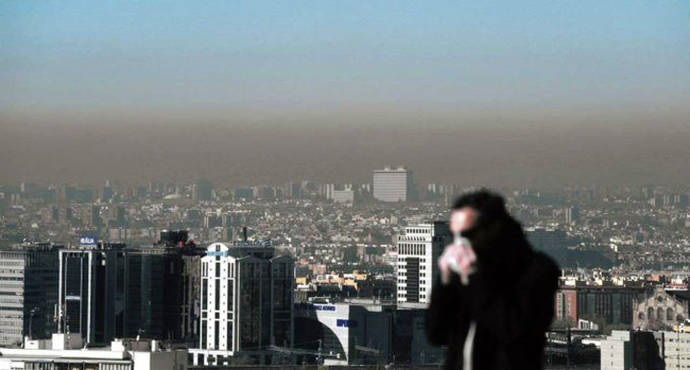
452 189 532 279
452 189 508 227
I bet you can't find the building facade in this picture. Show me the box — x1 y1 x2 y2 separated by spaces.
191 241 294 366
0 243 60 347
58 244 127 344
293 300 394 365
554 288 578 324
633 286 688 330
396 222 451 305
373 167 415 202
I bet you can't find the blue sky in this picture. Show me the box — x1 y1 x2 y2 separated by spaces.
1 0 688 117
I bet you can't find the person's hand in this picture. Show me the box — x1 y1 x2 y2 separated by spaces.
438 239 476 285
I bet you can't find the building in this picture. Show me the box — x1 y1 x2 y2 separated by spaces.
600 330 664 370
373 167 415 202
564 206 580 225
396 222 451 305
393 305 446 366
58 243 127 345
575 286 645 326
293 300 394 365
0 333 187 370
0 243 60 347
190 240 294 366
332 187 355 205
58 234 203 345
554 287 578 324
193 178 213 202
633 286 689 330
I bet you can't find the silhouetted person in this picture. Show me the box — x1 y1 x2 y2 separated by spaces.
427 190 560 370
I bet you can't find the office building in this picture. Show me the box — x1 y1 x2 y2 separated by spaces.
293 300 394 365
564 206 580 225
58 243 127 344
193 178 213 202
190 240 294 366
332 186 355 204
373 167 415 202
396 222 451 305
58 233 203 345
0 243 60 347
600 330 665 370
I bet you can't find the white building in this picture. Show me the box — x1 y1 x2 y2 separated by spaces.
373 167 414 202
600 330 666 370
0 333 187 370
332 188 354 204
293 300 393 365
396 222 451 305
190 241 294 367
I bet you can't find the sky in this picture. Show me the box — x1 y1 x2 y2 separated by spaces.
1 1 689 187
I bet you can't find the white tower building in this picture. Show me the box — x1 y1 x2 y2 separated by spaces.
396 222 451 305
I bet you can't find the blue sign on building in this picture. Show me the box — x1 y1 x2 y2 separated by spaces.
79 235 97 246
336 319 357 328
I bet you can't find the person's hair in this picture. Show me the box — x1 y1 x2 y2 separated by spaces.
452 189 508 226
451 189 532 278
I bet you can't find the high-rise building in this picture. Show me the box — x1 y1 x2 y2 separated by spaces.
0 243 60 346
58 234 203 345
58 243 127 344
564 206 580 225
396 222 451 305
190 240 294 366
82 204 101 228
373 167 416 202
194 178 213 202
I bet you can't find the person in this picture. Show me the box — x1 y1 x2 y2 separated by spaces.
426 189 560 370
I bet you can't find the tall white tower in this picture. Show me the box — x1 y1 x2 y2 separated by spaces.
192 241 294 366
396 222 451 305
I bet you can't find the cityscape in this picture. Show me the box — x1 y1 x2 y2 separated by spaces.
1 170 690 368
2 0 689 369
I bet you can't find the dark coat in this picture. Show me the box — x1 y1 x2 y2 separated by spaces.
426 215 560 370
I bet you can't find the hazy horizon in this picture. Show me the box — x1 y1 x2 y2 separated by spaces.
1 1 689 188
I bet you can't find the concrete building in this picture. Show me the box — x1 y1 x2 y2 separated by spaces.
0 243 60 347
332 187 355 205
293 300 394 365
0 333 187 370
634 286 689 330
373 167 415 202
190 240 294 366
600 330 668 370
396 222 451 305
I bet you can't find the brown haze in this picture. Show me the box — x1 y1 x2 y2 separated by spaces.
2 107 690 189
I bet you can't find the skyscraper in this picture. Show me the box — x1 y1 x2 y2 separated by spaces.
0 243 60 346
373 167 415 202
58 243 126 344
396 222 451 305
191 240 294 366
